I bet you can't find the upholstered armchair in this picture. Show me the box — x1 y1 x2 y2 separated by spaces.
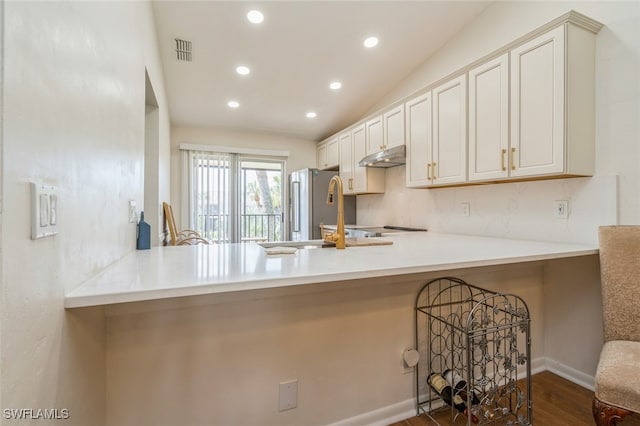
593 226 640 425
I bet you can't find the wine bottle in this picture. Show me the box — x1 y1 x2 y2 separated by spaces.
428 373 479 424
443 369 481 405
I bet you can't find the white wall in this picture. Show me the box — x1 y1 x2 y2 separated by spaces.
1 1 170 424
170 125 317 228
358 1 640 243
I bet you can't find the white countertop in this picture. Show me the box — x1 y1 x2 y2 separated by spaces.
64 233 598 308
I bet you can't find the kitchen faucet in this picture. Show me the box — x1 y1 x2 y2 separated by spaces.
323 175 346 249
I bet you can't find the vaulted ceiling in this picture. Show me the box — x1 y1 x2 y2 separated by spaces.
152 1 491 141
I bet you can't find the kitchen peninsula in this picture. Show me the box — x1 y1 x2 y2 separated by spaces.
65 232 596 308
72 232 602 425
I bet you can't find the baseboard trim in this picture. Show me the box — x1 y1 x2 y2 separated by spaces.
325 398 416 426
544 357 595 391
327 357 593 426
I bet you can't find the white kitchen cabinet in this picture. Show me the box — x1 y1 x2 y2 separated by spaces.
365 115 384 156
432 74 467 186
351 123 385 194
384 105 405 150
316 142 326 169
364 106 405 157
316 137 339 170
510 22 598 178
405 92 433 187
339 131 355 195
468 53 510 182
510 26 565 178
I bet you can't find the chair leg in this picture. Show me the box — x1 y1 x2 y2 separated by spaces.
593 396 634 425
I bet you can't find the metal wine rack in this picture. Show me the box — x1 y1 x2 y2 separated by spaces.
414 277 532 425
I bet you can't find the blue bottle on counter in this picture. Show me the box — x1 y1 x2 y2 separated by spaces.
136 211 151 250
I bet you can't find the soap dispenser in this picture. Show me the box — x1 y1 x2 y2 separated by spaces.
136 211 151 250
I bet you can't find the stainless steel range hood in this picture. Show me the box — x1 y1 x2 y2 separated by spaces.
358 144 406 168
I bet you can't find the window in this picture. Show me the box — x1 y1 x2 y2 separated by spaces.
182 146 286 243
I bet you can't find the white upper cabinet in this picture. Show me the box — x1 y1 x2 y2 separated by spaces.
365 115 384 156
468 53 510 182
510 25 565 178
316 142 327 169
329 12 602 190
432 74 467 186
384 105 405 150
339 131 355 195
365 107 405 156
326 137 339 168
510 21 599 178
317 137 339 170
337 125 384 195
352 123 385 194
405 92 433 187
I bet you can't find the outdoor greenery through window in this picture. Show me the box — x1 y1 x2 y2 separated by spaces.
183 149 285 243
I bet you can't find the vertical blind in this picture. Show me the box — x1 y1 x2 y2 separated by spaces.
184 150 234 243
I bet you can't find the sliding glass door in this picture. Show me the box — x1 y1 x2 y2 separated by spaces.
184 149 284 243
239 158 284 243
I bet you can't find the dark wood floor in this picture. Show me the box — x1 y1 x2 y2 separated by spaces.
390 371 640 425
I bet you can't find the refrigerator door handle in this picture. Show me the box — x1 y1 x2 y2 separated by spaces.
291 181 300 233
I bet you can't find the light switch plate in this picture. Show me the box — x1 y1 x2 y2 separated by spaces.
129 200 137 223
31 183 59 239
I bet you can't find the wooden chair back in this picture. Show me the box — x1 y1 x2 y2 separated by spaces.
162 202 179 246
162 202 209 245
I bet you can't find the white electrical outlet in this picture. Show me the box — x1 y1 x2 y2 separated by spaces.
554 200 569 219
279 380 298 411
461 202 471 217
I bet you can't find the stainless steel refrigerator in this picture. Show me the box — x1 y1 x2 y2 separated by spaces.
288 168 356 241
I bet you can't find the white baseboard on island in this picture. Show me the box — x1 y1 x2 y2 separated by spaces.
325 398 416 426
325 356 595 426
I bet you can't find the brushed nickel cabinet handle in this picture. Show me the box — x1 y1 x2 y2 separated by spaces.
511 147 516 170
432 162 437 180
426 163 431 181
501 149 507 171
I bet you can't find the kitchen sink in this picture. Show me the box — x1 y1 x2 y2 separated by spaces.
258 240 336 250
258 237 393 250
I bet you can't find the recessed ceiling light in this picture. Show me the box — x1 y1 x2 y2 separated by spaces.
306 112 317 119
236 65 250 75
228 100 240 108
363 36 379 48
329 81 342 90
247 10 264 24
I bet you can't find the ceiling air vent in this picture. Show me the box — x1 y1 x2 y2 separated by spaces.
175 38 192 62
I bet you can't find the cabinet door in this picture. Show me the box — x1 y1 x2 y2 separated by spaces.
365 115 384 155
352 124 368 192
469 53 510 181
352 124 385 194
316 142 327 169
326 137 339 169
384 105 405 149
339 131 355 195
432 74 467 185
405 92 433 187
510 25 565 177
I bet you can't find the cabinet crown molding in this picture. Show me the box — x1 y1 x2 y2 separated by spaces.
563 10 604 34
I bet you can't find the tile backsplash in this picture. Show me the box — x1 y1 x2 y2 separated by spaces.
357 166 617 245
